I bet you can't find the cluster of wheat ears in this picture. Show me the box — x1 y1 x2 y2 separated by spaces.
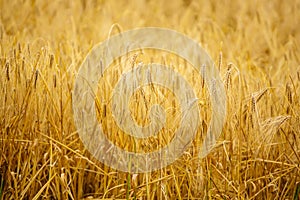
0 0 300 199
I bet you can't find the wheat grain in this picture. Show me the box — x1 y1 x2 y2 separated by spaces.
1 0 299 199
5 62 10 81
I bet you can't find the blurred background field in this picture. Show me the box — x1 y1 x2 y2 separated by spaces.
0 0 300 199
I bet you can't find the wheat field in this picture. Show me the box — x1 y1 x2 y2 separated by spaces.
1 0 300 199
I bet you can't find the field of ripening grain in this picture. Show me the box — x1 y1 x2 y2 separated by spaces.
0 0 300 199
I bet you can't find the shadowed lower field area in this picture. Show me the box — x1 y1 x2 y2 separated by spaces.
1 0 300 199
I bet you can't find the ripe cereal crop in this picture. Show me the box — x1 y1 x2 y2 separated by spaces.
0 0 300 199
